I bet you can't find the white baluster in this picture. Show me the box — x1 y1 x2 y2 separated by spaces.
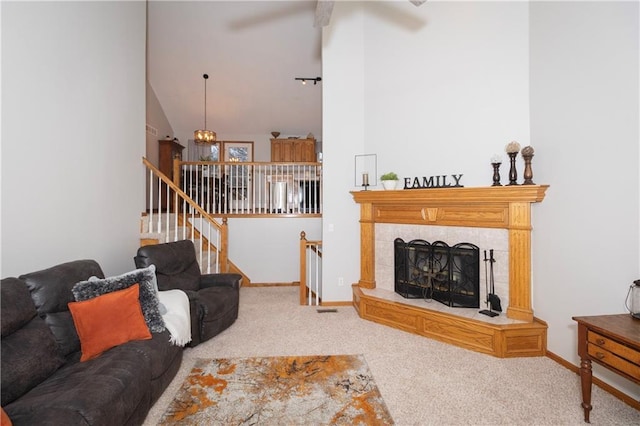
148 168 153 233
315 246 319 305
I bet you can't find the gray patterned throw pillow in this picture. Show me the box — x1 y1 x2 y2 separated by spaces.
72 265 165 333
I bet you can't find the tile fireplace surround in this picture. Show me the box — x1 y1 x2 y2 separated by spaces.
351 185 549 358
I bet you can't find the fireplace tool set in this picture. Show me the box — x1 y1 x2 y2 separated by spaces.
480 249 502 317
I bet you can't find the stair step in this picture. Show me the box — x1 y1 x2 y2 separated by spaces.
140 213 179 233
140 228 191 243
140 213 222 275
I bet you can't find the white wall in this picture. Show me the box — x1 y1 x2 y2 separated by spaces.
321 1 367 301
147 1 322 141
227 217 321 283
322 1 530 301
1 1 146 277
146 81 174 210
322 0 639 400
530 1 640 399
364 1 530 183
146 81 174 167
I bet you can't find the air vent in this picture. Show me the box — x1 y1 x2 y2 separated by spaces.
146 123 158 136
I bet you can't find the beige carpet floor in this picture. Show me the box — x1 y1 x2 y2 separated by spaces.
143 287 640 425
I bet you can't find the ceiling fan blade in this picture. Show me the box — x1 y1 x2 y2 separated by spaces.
314 0 334 27
313 0 423 28
229 2 316 30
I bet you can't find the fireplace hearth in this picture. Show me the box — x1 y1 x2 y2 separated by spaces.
394 238 480 308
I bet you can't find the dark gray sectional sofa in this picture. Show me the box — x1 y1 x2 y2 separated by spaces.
1 260 183 426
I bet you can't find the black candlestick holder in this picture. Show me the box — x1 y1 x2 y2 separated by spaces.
491 162 502 186
507 152 518 185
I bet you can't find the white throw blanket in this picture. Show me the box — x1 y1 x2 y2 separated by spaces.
157 290 191 346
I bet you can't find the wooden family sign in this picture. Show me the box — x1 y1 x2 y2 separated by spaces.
403 174 464 189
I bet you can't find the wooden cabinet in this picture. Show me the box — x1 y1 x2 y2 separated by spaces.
158 140 185 209
271 138 316 162
573 314 640 422
158 140 185 180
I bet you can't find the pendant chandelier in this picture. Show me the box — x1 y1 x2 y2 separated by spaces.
194 73 217 145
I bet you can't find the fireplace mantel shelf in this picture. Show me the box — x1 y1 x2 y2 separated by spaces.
351 185 549 230
350 185 550 358
351 185 548 204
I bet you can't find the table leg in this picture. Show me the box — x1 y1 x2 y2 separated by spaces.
579 357 593 423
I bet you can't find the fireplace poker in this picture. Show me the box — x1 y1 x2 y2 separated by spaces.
488 249 503 313
479 250 498 317
483 250 489 307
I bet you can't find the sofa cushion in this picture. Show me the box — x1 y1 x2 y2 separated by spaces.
19 260 105 360
123 330 182 381
1 278 65 407
20 260 105 314
4 342 152 426
72 265 165 333
1 319 65 407
1 278 37 337
69 284 152 362
134 240 201 292
40 311 81 361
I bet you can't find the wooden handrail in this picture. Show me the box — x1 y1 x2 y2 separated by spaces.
144 157 224 226
143 157 228 271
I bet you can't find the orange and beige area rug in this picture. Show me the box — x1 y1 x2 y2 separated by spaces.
158 354 394 425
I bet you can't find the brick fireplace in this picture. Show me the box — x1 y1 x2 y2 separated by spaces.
351 185 549 358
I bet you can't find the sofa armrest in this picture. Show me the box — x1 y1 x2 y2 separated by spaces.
200 273 242 290
180 290 201 347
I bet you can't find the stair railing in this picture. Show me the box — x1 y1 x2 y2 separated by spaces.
176 159 322 216
142 157 228 273
299 231 322 305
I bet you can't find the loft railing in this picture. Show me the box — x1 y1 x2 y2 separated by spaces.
142 157 228 273
299 231 322 306
174 160 322 216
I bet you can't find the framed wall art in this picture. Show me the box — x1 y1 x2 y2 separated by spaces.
223 141 254 162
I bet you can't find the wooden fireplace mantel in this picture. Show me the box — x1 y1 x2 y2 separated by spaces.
350 185 550 357
351 185 549 322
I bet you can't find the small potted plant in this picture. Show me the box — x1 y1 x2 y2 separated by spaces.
380 172 399 190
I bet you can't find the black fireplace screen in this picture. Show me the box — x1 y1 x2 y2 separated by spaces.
394 238 480 308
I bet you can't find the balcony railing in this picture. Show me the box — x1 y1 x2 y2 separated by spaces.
175 160 322 216
300 231 322 306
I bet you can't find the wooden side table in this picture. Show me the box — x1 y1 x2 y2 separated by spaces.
572 314 640 423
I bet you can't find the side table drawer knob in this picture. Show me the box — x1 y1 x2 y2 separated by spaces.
595 352 605 360
596 338 605 345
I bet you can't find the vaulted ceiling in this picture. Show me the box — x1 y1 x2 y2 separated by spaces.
147 1 322 140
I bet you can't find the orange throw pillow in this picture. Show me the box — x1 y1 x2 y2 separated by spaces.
68 284 152 362
1 407 12 426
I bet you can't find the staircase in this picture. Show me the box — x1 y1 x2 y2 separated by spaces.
141 157 251 285
139 212 250 284
140 213 216 270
